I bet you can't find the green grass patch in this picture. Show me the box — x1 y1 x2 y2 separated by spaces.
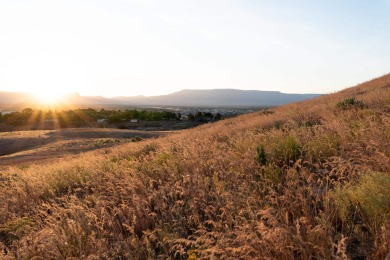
0 217 35 246
332 171 390 232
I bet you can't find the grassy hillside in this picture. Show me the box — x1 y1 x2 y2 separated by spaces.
1 74 390 259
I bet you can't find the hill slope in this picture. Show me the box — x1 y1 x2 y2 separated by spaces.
0 74 389 258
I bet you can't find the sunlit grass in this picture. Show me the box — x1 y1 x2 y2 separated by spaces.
0 73 390 258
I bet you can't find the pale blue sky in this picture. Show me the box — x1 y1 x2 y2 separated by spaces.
0 0 389 97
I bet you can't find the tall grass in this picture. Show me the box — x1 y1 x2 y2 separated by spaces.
1 73 390 258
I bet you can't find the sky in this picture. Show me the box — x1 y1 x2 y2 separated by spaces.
0 0 389 97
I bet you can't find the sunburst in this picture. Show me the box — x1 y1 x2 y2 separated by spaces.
32 90 68 106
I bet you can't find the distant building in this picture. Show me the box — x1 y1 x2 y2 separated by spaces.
130 119 139 123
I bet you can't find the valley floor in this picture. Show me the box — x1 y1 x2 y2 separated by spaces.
0 128 167 167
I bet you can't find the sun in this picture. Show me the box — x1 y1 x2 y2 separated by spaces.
33 90 68 105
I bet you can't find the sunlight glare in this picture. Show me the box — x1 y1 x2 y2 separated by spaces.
33 90 67 104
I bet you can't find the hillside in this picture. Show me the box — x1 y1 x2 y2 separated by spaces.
0 92 35 106
0 74 389 258
0 92 113 107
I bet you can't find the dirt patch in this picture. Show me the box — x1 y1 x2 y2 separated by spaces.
0 128 167 167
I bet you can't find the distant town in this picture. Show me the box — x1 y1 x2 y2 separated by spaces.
0 106 265 132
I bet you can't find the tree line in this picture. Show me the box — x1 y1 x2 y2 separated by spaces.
0 108 222 127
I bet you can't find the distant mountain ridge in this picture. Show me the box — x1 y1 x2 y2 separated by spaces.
110 89 321 107
120 89 320 106
0 89 320 108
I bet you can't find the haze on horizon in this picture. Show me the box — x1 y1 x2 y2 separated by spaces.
0 0 389 98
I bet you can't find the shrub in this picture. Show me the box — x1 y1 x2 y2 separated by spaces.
269 136 302 166
256 145 267 166
131 136 144 142
337 97 367 109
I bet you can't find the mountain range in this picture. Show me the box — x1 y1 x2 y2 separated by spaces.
0 89 320 108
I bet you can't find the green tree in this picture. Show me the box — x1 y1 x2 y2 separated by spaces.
215 113 222 121
22 108 33 115
188 113 195 121
195 111 203 118
108 113 122 124
204 112 213 119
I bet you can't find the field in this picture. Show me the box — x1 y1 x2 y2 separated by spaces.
0 128 166 167
0 74 390 259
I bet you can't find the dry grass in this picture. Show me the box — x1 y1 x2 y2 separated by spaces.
1 74 390 259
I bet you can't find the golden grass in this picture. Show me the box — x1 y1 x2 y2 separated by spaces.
1 73 390 258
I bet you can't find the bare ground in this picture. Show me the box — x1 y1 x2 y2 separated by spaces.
0 128 167 167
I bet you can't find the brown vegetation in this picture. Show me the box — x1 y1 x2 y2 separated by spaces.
1 74 390 259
